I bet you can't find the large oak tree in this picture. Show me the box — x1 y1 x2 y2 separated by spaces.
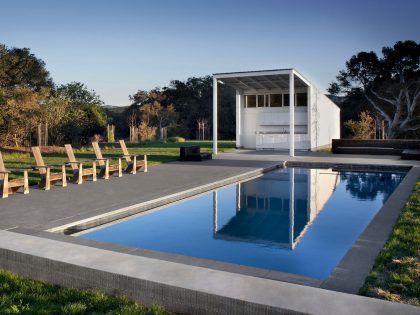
329 41 420 138
0 45 53 91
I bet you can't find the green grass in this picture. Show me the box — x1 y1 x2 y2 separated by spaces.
3 140 235 185
359 179 420 306
0 269 169 314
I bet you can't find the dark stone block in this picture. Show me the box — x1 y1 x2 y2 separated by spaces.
332 139 420 156
180 146 212 161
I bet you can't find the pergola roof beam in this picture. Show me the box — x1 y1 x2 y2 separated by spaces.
276 76 290 88
232 78 254 90
262 76 283 89
234 78 265 91
247 77 272 90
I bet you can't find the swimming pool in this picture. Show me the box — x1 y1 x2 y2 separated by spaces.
81 167 405 280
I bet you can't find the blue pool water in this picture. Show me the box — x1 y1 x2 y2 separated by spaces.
81 167 405 280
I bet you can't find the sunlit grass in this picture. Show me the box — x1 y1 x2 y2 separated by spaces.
0 269 169 314
359 180 420 306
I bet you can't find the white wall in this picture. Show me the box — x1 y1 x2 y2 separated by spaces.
234 84 340 151
310 89 340 150
241 107 309 149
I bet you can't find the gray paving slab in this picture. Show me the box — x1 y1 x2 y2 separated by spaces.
0 157 280 231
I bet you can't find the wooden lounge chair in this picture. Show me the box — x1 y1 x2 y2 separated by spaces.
0 151 30 198
91 141 122 179
31 146 67 190
64 144 97 184
119 140 148 174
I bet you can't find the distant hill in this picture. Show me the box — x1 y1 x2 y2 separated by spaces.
103 105 129 114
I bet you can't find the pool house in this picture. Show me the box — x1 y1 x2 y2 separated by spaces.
212 69 340 156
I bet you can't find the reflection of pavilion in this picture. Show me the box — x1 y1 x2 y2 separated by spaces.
213 168 340 249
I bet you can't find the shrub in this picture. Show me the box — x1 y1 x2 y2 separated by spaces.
138 121 156 141
167 136 185 143
90 134 103 143
344 111 376 140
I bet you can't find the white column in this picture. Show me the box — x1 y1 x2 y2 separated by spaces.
213 77 218 155
236 183 241 211
289 70 295 157
213 191 218 233
307 85 312 150
289 168 295 248
235 90 242 148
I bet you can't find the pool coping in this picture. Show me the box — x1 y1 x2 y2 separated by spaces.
32 161 418 294
1 160 419 314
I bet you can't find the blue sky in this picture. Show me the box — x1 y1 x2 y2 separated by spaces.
1 0 419 105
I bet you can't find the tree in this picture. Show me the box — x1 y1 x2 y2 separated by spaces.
328 41 420 138
0 86 48 146
0 44 53 91
55 82 107 144
131 90 177 140
162 76 235 139
56 82 104 107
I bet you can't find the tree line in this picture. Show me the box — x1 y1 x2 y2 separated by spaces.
1 40 418 148
0 43 236 147
109 77 235 141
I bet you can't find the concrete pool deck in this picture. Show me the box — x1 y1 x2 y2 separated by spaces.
0 150 419 314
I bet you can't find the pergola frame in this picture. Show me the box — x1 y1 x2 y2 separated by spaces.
213 69 311 157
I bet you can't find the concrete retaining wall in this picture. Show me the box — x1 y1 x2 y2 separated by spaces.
0 230 418 315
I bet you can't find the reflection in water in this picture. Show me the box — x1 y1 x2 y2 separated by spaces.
81 167 406 279
213 168 341 249
342 172 405 201
212 169 405 250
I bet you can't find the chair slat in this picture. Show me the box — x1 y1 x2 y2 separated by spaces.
119 140 131 162
31 147 46 175
118 140 148 174
0 152 5 180
65 144 79 171
91 142 105 166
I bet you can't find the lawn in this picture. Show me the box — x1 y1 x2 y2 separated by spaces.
359 179 420 306
3 140 235 185
0 269 169 315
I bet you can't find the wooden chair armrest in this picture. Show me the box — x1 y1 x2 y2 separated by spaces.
6 168 31 172
67 159 97 164
0 170 11 174
32 165 51 169
122 154 142 157
32 163 65 169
